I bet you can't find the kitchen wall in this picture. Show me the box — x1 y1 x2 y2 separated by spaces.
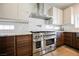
0 3 79 33
63 24 75 32
0 19 31 35
0 3 37 35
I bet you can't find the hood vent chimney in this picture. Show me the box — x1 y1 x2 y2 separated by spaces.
30 3 52 20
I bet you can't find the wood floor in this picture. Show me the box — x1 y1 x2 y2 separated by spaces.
43 45 79 56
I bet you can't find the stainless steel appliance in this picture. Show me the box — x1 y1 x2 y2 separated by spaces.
32 31 56 56
33 32 44 56
30 3 52 20
43 31 56 54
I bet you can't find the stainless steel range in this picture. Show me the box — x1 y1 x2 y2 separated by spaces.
33 32 44 56
43 31 56 53
32 31 56 56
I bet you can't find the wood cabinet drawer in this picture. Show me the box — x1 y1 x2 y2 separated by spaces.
5 43 14 48
65 40 72 46
64 38 72 41
16 35 31 42
17 40 31 44
64 34 72 36
17 50 32 56
64 35 72 38
6 48 15 56
26 50 32 56
17 43 27 48
17 47 32 56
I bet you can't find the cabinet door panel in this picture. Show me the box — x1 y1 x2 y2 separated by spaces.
0 4 18 19
16 35 32 56
64 7 74 24
64 32 77 48
56 32 64 47
64 32 73 46
58 9 63 25
76 33 79 49
76 38 79 49
0 36 15 56
18 3 35 20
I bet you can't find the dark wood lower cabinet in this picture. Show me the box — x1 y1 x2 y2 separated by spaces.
0 35 32 56
56 32 64 47
0 36 15 56
56 32 79 50
64 32 79 49
76 37 79 49
64 32 73 47
16 35 32 56
75 33 79 49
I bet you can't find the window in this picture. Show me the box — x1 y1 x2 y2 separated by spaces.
0 25 15 30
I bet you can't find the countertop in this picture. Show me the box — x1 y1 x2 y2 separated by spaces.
0 30 79 37
0 32 32 37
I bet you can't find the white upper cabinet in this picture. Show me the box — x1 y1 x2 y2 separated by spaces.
44 4 63 25
63 7 74 24
52 7 58 24
0 3 36 21
73 4 79 16
0 3 18 20
17 3 37 20
72 4 79 28
57 9 63 25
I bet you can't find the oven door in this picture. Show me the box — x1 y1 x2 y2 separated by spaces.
44 38 56 49
44 38 56 53
46 38 54 46
33 41 42 53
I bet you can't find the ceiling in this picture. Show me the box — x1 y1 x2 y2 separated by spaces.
50 3 75 9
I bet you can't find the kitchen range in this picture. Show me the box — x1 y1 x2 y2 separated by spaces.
32 31 56 56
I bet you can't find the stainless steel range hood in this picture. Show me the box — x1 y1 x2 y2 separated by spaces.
30 3 52 20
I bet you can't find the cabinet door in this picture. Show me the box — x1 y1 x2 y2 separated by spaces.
73 4 79 17
75 33 79 49
64 32 73 46
16 35 32 56
73 4 79 28
53 7 63 25
76 37 79 49
0 36 15 56
58 9 63 25
0 3 18 20
52 7 58 24
18 3 36 20
72 33 76 48
56 32 64 47
64 7 74 24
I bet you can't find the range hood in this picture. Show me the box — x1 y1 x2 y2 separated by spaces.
30 3 52 20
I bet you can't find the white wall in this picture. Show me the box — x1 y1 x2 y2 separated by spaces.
0 19 30 35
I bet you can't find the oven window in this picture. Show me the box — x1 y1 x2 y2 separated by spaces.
36 41 41 49
46 38 54 46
